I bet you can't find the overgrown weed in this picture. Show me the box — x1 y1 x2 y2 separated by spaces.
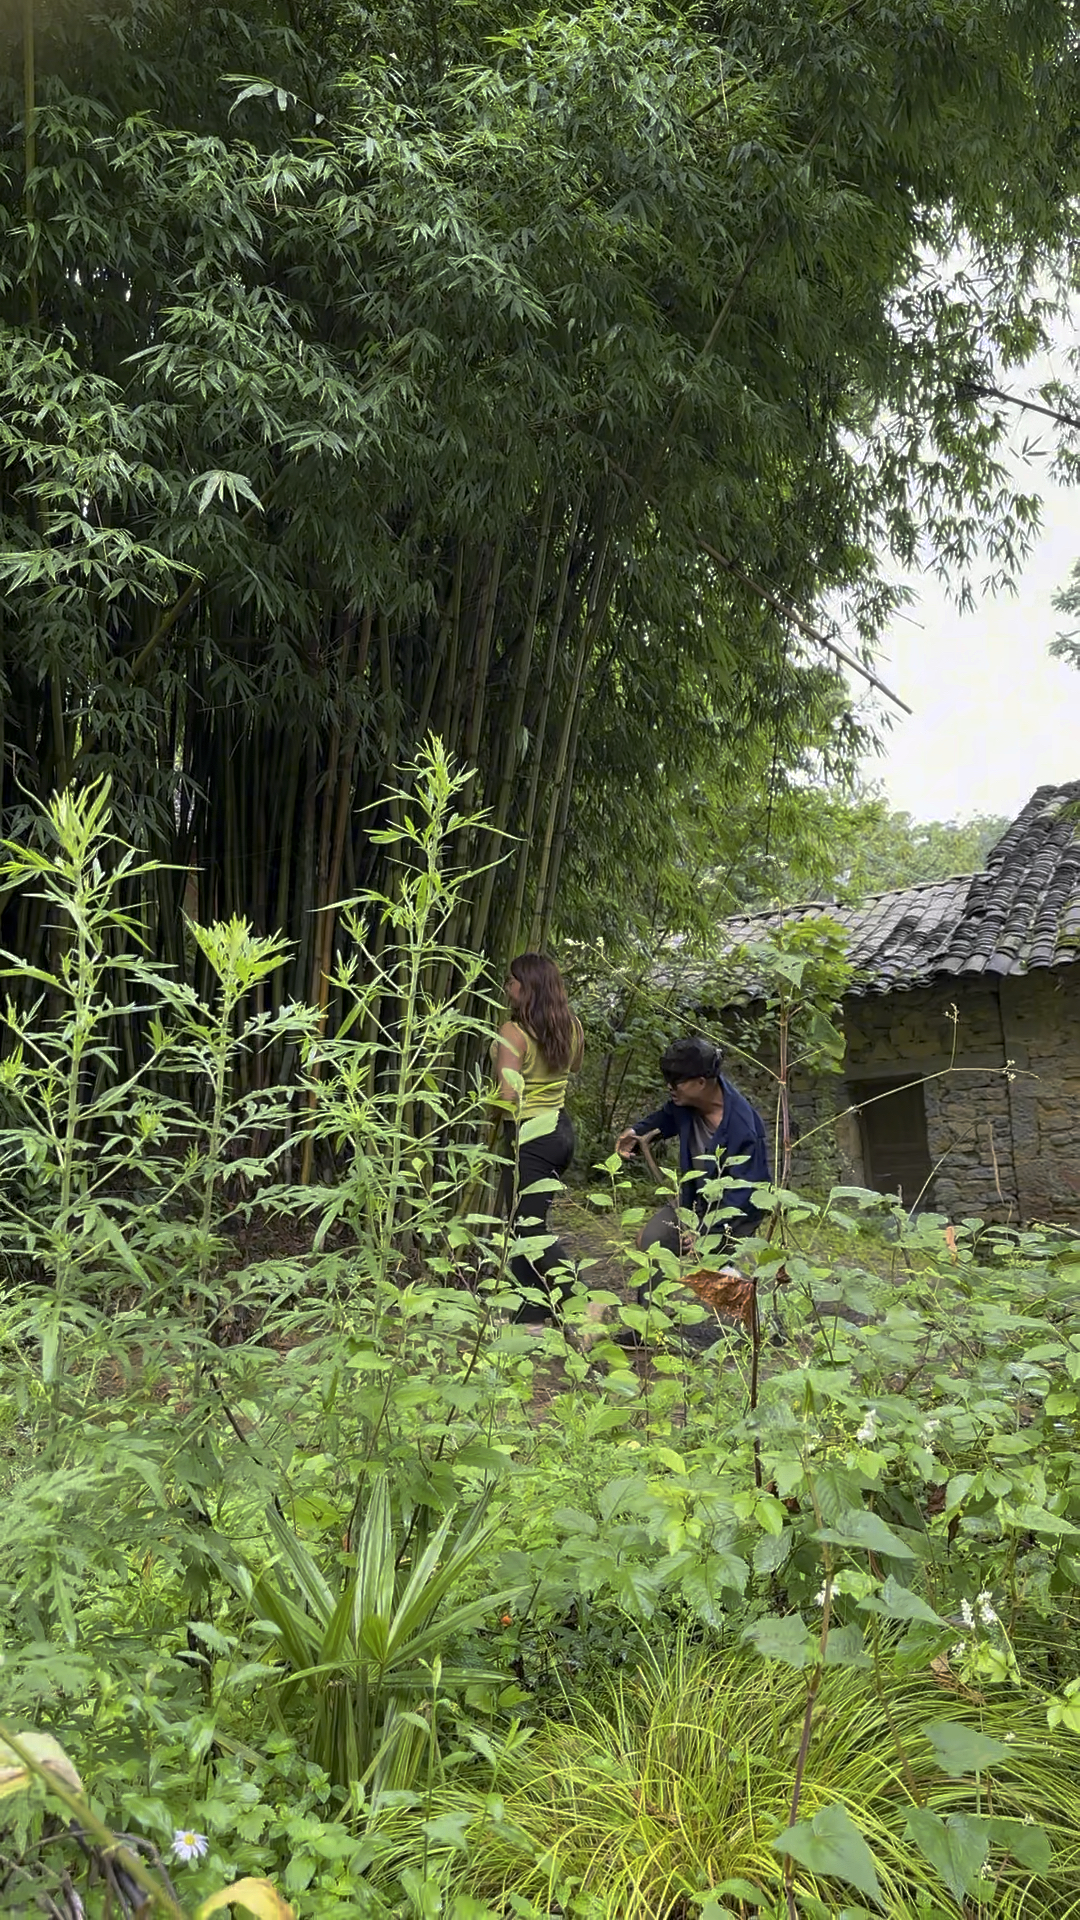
2 760 1080 1917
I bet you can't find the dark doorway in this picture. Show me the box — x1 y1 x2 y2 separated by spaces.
853 1077 934 1208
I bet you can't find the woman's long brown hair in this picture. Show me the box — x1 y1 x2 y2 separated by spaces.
509 953 582 1072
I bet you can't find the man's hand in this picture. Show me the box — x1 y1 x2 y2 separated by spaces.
615 1125 659 1160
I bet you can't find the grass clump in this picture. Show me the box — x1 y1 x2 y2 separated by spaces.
396 1645 1080 1918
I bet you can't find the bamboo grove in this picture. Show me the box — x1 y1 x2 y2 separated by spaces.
1 0 1078 1051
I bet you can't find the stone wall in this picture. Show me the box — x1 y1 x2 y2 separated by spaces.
723 967 1080 1223
844 983 1019 1221
999 968 1080 1225
723 1026 863 1196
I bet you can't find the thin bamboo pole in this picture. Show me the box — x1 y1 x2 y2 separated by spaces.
528 517 614 947
416 547 462 745
299 610 370 1183
435 542 503 994
503 493 583 959
469 490 555 957
23 1 67 794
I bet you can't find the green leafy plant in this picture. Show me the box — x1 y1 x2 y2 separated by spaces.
231 1479 513 1796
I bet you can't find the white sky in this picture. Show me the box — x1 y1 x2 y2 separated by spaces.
851 339 1080 824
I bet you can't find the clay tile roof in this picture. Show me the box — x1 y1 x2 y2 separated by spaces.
662 781 1080 1003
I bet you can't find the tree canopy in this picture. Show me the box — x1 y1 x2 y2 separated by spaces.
719 792 1012 908
2 0 1078 1016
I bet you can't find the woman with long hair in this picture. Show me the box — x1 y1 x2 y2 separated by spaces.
492 952 584 1321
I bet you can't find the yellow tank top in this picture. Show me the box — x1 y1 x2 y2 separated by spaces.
491 1020 582 1117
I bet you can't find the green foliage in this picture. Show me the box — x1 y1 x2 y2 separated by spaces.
234 1481 511 1793
832 799 1012 900
726 788 1013 908
5 776 1080 1917
405 1646 1080 1916
2 0 1079 1011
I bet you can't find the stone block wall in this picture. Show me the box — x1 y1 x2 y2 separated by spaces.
721 967 1080 1225
724 1028 864 1196
843 983 1019 1221
999 968 1080 1226
923 1069 1018 1221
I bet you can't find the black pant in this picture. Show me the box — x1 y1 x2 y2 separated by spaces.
635 1204 751 1305
500 1111 575 1321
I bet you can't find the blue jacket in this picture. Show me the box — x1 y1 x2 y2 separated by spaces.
631 1076 771 1231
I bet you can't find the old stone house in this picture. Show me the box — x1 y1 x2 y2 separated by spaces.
685 782 1080 1226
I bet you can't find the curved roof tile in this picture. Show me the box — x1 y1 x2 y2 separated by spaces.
677 781 1080 1001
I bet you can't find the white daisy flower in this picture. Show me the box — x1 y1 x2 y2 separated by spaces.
171 1830 209 1864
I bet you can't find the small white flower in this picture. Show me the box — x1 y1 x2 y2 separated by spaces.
959 1598 975 1628
171 1831 208 1864
950 1641 966 1659
922 1418 941 1441
977 1590 998 1626
856 1409 878 1445
814 1586 827 1606
1023 1811 1034 1823
1005 1732 1018 1744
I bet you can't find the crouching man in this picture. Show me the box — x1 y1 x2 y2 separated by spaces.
615 1036 771 1311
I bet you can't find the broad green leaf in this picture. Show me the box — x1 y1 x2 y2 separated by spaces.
986 1816 1053 1871
771 1804 881 1903
815 1511 915 1559
421 1812 473 1853
697 1881 763 1907
1047 1684 1080 1732
551 1507 597 1536
753 1528 793 1574
859 1575 948 1627
1007 1502 1080 1537
681 1553 749 1624
823 1623 870 1669
742 1614 818 1669
921 1720 1009 1776
904 1809 988 1901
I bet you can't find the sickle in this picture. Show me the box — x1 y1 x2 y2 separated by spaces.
636 1129 663 1184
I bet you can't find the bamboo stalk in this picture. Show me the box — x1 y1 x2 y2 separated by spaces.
469 491 555 956
416 547 462 744
22 0 38 338
439 544 471 752
23 2 69 794
299 610 370 1183
529 516 614 946
538 618 622 950
461 540 503 786
436 541 503 993
504 492 583 958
